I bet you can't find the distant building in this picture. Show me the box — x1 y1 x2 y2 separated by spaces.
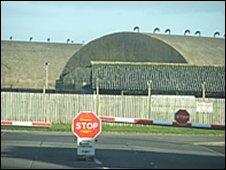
57 32 225 97
1 32 225 97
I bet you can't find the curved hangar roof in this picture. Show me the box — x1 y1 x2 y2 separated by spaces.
145 33 224 66
59 32 225 91
63 32 224 70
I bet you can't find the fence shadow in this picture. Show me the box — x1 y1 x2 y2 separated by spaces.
1 146 225 169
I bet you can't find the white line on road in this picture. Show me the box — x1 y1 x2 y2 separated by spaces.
194 141 225 146
1 132 6 137
94 158 102 165
196 144 225 157
94 158 110 169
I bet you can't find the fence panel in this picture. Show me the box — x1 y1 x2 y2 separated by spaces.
194 98 225 125
151 95 196 122
1 92 224 125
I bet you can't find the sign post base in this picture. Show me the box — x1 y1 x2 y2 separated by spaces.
77 137 95 161
71 111 102 161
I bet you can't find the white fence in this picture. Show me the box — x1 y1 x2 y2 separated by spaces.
1 92 225 125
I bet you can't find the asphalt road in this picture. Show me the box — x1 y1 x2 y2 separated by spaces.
1 130 225 169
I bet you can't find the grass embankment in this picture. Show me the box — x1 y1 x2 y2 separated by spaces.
1 123 225 136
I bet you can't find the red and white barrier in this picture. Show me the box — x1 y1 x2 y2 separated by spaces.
1 120 51 128
1 117 224 130
99 116 225 129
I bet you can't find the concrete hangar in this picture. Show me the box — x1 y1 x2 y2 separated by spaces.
1 32 225 98
56 32 225 98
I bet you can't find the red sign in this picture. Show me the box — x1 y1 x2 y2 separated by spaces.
175 109 190 125
72 111 102 139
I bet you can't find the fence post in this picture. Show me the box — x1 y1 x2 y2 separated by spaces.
121 90 124 117
45 62 49 90
43 85 46 94
96 78 99 115
147 80 152 119
202 82 206 100
42 93 46 122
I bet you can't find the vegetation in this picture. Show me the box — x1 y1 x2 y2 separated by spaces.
2 123 224 136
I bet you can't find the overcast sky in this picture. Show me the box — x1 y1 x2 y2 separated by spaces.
1 1 225 44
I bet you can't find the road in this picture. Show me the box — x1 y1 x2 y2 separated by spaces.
1 130 225 169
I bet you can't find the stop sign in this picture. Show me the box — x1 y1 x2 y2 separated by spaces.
72 111 102 139
175 109 190 125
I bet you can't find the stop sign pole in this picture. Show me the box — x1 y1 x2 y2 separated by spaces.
72 111 102 160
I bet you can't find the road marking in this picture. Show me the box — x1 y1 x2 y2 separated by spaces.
195 144 225 157
94 158 110 169
194 141 225 146
1 132 6 137
94 158 102 165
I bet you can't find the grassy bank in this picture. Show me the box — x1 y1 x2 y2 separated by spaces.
1 123 225 136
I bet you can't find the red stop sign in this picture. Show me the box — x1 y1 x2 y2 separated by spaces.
175 109 190 125
72 111 102 139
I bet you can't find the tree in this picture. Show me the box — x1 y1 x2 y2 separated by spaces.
47 38 50 42
213 32 220 37
71 40 74 43
164 29 171 35
133 26 139 32
29 37 33 41
153 27 160 33
67 38 70 43
195 31 201 37
184 29 190 35
9 36 12 40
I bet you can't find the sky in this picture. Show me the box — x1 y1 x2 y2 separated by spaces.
1 1 225 44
